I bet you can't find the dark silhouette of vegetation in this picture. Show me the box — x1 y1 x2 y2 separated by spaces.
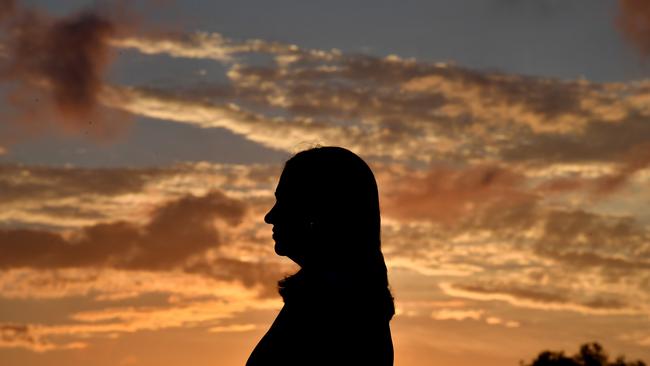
522 343 646 366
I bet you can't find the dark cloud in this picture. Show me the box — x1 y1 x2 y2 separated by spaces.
445 281 634 314
0 1 132 142
462 198 650 265
531 141 650 197
502 116 650 164
381 175 650 313
381 163 536 226
23 204 109 222
228 54 591 138
0 190 246 270
0 324 44 351
454 282 570 304
0 323 88 352
185 257 291 298
0 163 168 204
592 142 650 195
533 209 650 271
458 203 650 297
0 162 286 206
617 0 650 58
1 324 31 343
0 185 292 295
0 0 15 20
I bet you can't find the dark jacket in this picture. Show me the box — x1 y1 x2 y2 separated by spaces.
246 269 394 366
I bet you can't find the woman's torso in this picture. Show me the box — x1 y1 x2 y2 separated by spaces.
246 272 393 366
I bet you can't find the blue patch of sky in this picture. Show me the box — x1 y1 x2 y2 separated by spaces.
27 0 650 82
108 50 232 87
0 116 289 167
144 0 649 82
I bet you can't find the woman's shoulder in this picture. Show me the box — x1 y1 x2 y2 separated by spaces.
279 268 392 322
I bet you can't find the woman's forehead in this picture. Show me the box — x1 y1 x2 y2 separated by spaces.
275 171 296 197
275 170 314 199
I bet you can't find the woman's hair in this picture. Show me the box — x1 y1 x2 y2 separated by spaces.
277 146 395 320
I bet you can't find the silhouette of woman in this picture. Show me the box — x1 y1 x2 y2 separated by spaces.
246 146 395 366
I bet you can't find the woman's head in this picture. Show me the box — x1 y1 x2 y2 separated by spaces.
266 146 394 320
264 146 381 268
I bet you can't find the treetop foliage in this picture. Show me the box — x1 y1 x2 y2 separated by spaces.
521 343 646 366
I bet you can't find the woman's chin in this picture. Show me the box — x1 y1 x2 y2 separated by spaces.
274 242 302 264
274 242 287 256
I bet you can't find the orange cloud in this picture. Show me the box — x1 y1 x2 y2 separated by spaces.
0 324 86 352
592 142 650 195
431 308 483 321
0 295 280 352
534 142 650 197
0 182 291 298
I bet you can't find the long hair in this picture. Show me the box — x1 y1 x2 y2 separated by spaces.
277 146 395 320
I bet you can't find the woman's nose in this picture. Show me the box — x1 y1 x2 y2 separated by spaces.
264 204 275 224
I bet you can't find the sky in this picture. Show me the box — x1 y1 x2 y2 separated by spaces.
1 0 650 365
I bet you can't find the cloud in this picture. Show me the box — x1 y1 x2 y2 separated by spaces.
3 159 648 323
0 162 282 229
531 208 650 274
0 0 13 21
5 8 650 358
621 331 650 347
382 191 650 318
501 115 650 165
429 308 521 328
616 0 650 57
110 30 340 64
431 308 484 321
374 158 650 272
0 161 294 303
0 22 645 165
591 142 650 195
0 324 86 352
0 171 293 298
68 298 279 330
0 294 280 352
100 85 366 157
0 163 168 204
0 0 132 143
0 190 246 270
439 282 641 316
452 205 650 311
7 26 650 363
101 30 650 167
380 162 535 226
207 323 257 333
0 267 270 302
184 257 290 298
110 32 237 63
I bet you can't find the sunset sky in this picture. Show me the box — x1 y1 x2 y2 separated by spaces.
1 1 650 365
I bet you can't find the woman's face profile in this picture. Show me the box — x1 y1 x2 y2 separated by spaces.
264 169 314 265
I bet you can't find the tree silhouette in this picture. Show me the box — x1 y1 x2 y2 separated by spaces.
521 343 646 366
